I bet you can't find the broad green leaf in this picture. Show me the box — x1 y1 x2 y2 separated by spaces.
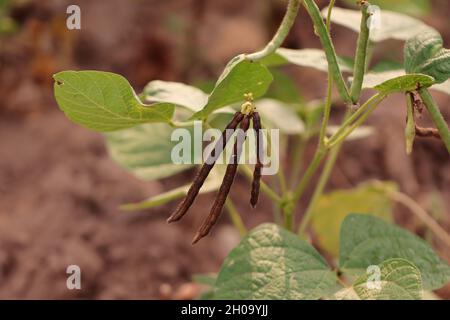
265 69 303 104
142 80 235 117
374 74 435 94
363 70 450 96
405 32 450 84
106 123 196 181
262 48 353 73
192 55 273 119
214 223 337 300
310 182 395 257
143 80 208 112
121 165 225 210
323 7 437 42
340 214 450 290
353 258 423 300
256 99 305 134
53 71 175 131
342 0 431 17
362 70 405 89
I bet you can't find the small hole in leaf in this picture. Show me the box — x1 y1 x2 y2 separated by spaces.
56 80 64 86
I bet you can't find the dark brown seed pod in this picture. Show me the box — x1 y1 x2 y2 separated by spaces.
167 112 244 223
250 112 263 208
192 115 251 244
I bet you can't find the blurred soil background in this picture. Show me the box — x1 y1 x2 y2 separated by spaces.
0 0 449 299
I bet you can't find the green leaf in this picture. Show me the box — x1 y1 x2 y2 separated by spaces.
323 7 437 43
192 55 273 119
214 223 337 300
340 214 450 290
256 99 305 135
405 32 450 84
342 0 431 17
311 182 395 257
353 259 423 300
362 70 406 89
121 165 225 210
362 70 450 96
265 69 303 104
143 80 208 112
53 71 175 132
105 123 196 181
374 74 435 94
262 48 353 73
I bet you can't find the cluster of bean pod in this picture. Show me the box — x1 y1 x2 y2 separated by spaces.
167 109 263 244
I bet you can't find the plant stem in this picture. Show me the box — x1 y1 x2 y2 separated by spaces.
320 73 333 148
387 191 450 249
246 0 301 61
298 142 342 236
295 2 338 235
303 0 352 104
327 93 385 148
293 148 327 202
225 198 247 236
291 0 336 205
325 0 336 31
418 88 450 153
318 0 336 148
240 165 282 204
278 167 288 194
405 92 416 154
283 196 295 231
350 2 371 103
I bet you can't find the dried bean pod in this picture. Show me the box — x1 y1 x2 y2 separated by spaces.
250 112 263 208
192 115 251 244
167 112 244 223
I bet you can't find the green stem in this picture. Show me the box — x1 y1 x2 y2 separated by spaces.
240 165 282 204
419 88 450 153
325 0 336 31
327 93 385 148
292 148 327 202
405 92 416 154
303 0 352 104
283 197 295 231
246 0 301 61
225 199 247 236
295 1 338 235
291 0 336 205
319 0 335 148
298 142 342 236
320 73 333 147
350 2 371 103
